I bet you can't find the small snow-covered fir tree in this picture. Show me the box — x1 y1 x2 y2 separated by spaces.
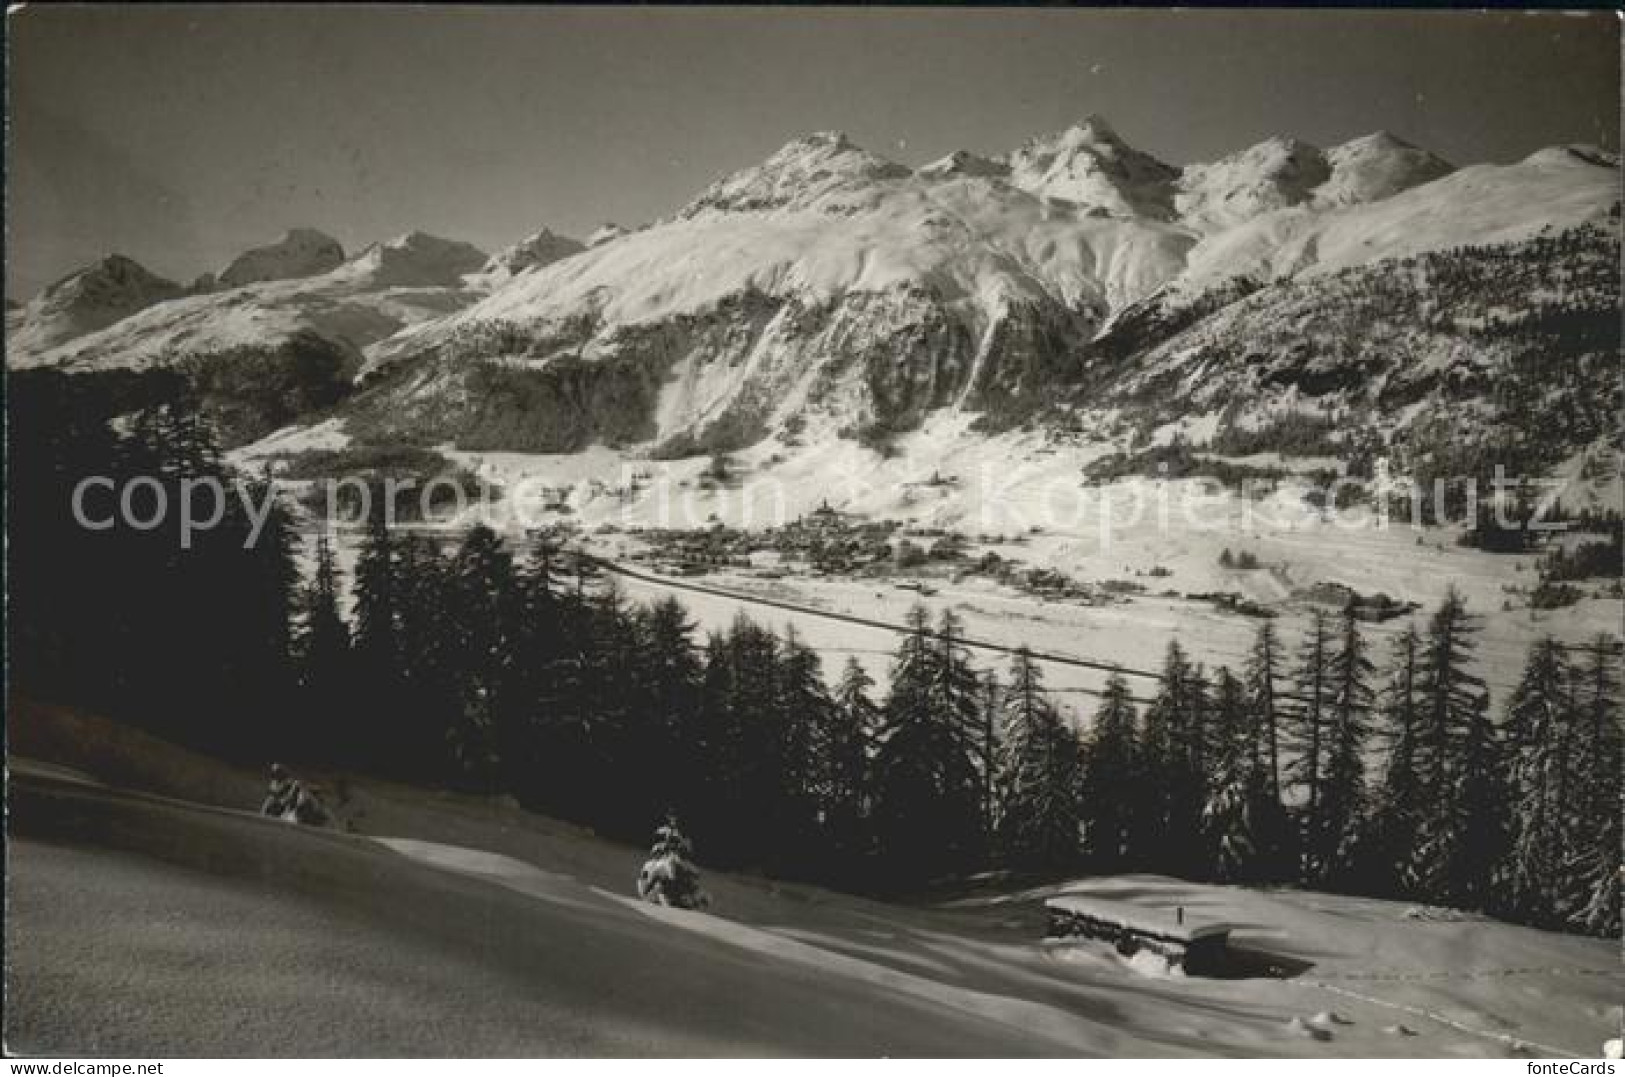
637 812 709 910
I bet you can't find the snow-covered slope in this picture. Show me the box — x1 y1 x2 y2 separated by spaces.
10 701 1620 1058
8 255 184 355
217 228 345 288
1089 148 1620 485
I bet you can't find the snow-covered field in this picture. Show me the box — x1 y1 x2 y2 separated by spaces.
7 702 1621 1058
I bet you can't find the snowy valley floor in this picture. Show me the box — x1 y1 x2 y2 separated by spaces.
6 703 1620 1058
243 415 1623 725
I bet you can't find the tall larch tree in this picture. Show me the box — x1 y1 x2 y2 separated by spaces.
1245 620 1285 800
1080 673 1139 871
818 657 880 876
1407 588 1505 908
1202 666 1268 881
1286 610 1335 880
995 647 1083 872
1308 607 1375 888
294 531 352 763
1558 635 1622 936
1140 640 1207 876
1365 624 1424 895
872 605 984 885
442 524 516 787
1500 637 1575 925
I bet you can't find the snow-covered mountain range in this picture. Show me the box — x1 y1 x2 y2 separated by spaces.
7 255 186 357
16 231 489 374
9 118 1619 476
216 228 347 289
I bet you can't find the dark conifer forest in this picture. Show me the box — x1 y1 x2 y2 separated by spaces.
9 369 1619 937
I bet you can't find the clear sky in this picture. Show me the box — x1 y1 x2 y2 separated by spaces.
7 6 1619 298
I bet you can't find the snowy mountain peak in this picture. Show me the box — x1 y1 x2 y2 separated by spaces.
917 149 1009 179
11 254 184 355
52 254 177 308
483 227 585 276
1065 113 1123 145
217 228 345 288
337 232 489 288
1004 117 1178 218
1524 144 1621 170
1337 129 1412 152
586 222 631 248
1175 136 1331 232
1193 133 1326 174
41 253 166 297
793 129 855 151
1317 132 1454 207
387 230 458 249
681 131 910 217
